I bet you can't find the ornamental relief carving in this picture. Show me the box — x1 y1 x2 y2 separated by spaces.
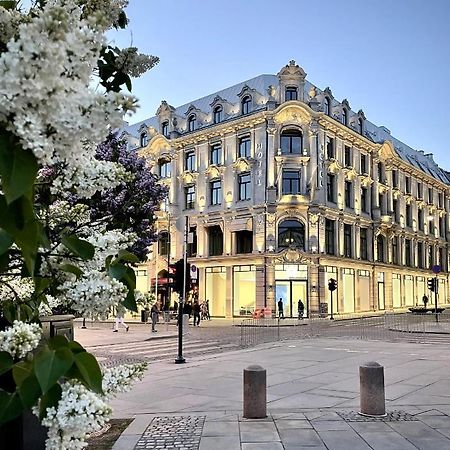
232 157 253 173
344 167 358 181
377 183 389 195
392 188 402 199
274 105 311 125
205 164 225 179
272 248 311 265
179 171 198 185
327 160 342 174
359 175 373 187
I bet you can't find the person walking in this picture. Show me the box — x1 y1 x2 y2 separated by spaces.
277 298 284 319
113 305 129 332
151 302 159 332
184 301 193 322
422 294 429 308
298 299 305 320
205 299 211 320
193 300 201 326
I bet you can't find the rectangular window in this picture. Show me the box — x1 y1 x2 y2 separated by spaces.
187 226 197 257
418 209 424 231
159 160 171 178
285 86 298 101
405 239 411 266
379 193 385 214
392 237 398 265
185 150 195 171
361 187 369 213
428 187 433 203
238 173 251 201
440 216 446 238
417 242 423 269
235 230 253 254
344 146 352 167
238 136 251 158
360 154 367 174
406 204 412 227
327 173 335 203
439 192 444 208
429 219 435 236
405 176 411 194
393 199 399 223
210 143 222 165
326 136 334 159
210 180 222 205
344 180 352 208
208 225 223 256
282 170 301 195
377 162 384 182
392 170 398 188
344 224 352 258
360 228 368 260
185 185 195 210
417 182 423 199
325 219 335 255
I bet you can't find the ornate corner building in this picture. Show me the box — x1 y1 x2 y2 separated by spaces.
121 61 450 318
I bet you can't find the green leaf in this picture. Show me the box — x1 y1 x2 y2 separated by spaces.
0 390 23 426
34 347 74 394
0 131 38 204
0 1 17 10
12 361 33 387
34 277 52 295
108 262 126 280
73 352 103 394
122 289 137 312
0 229 13 255
18 303 33 322
0 251 9 272
59 263 83 279
47 335 69 350
122 266 136 290
0 352 13 376
116 249 139 263
67 341 86 355
18 374 41 408
39 383 62 420
61 235 94 260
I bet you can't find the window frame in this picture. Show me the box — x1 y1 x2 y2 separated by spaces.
188 114 196 132
280 129 302 155
327 173 336 203
140 132 148 147
161 121 169 137
238 172 251 201
325 218 335 255
185 150 196 172
241 96 251 115
208 225 223 256
278 219 305 250
184 185 195 210
344 223 352 258
210 143 222 165
282 170 301 195
344 180 353 208
235 230 253 254
344 145 352 167
159 159 171 178
238 136 251 158
285 86 298 101
210 179 222 206
213 105 223 124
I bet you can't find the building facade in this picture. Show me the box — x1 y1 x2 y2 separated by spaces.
123 61 450 318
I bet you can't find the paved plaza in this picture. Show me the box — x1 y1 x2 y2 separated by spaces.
78 321 450 450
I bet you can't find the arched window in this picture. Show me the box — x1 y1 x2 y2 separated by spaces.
377 235 385 262
241 96 251 115
158 231 169 255
285 86 298 101
278 220 305 250
280 129 302 155
140 132 148 147
188 114 196 132
342 109 348 126
161 121 169 137
358 117 364 134
213 105 223 124
324 97 331 116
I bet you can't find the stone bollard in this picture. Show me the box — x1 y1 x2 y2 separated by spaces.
359 361 386 417
243 365 267 419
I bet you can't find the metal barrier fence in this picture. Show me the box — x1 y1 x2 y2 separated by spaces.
239 310 450 347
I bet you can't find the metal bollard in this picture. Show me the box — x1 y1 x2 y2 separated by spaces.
243 365 267 419
359 361 386 417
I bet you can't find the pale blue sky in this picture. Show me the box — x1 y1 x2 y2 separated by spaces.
110 0 450 169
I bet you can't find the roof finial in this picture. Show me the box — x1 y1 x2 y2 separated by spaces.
289 60 296 66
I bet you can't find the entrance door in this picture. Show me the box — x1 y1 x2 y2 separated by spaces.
275 280 308 318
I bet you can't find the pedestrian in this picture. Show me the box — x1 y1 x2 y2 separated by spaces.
422 295 429 308
205 299 211 320
298 299 305 320
151 302 158 332
277 298 284 319
184 301 192 320
193 300 201 326
113 305 129 332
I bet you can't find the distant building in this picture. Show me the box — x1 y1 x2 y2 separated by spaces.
122 61 450 318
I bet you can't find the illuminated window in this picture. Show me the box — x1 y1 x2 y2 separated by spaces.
238 136 251 158
188 114 196 132
241 96 251 115
278 220 305 250
213 105 223 124
285 86 298 101
280 129 302 155
208 226 223 256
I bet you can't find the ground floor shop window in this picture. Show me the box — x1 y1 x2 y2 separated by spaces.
323 266 338 316
377 272 385 310
342 268 355 313
404 275 414 307
392 273 401 308
359 270 370 311
233 265 256 316
205 267 226 316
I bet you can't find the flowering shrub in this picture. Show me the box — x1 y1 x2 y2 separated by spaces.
0 0 161 447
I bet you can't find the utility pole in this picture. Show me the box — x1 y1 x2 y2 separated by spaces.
175 216 188 364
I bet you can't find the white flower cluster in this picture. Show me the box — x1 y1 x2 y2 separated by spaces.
39 380 112 450
102 362 147 399
0 276 34 303
0 320 41 359
0 0 136 199
47 201 90 229
116 47 159 78
60 270 128 318
39 295 62 317
77 0 129 30
0 6 21 44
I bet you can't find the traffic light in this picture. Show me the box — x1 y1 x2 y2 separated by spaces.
173 259 191 294
168 263 177 290
328 278 337 292
427 278 435 292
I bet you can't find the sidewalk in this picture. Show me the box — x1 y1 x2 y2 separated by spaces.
111 337 450 449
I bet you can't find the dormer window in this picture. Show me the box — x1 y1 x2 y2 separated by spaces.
358 117 364 134
161 121 169 137
213 105 223 124
324 97 331 115
140 132 148 147
342 109 348 126
188 114 196 132
285 86 298 101
241 96 251 115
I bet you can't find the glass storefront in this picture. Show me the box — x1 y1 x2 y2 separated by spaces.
377 272 385 310
324 266 338 315
342 268 355 313
233 265 256 316
359 270 370 311
205 267 226 317
404 275 414 307
274 264 308 318
392 273 401 308
417 276 425 306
